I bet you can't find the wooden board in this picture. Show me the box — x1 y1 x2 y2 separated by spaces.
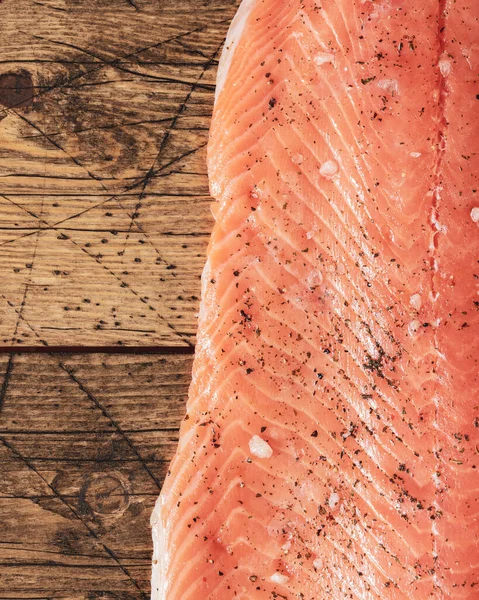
0 352 192 598
0 0 236 347
0 2 230 595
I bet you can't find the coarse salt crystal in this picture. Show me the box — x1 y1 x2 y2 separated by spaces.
470 207 479 224
313 557 323 570
377 78 399 95
314 52 335 66
438 58 451 77
307 271 323 289
410 294 422 310
408 320 421 335
281 541 292 553
320 160 339 180
270 572 290 585
249 435 273 459
292 153 304 165
410 152 422 158
328 492 340 509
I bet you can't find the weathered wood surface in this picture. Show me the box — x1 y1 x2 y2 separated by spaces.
0 352 191 598
0 0 236 347
0 2 229 595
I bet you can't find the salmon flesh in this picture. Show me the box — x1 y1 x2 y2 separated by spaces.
152 0 479 598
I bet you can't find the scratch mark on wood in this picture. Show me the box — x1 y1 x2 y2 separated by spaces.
58 362 163 490
21 117 175 140
0 7 234 347
134 38 224 197
32 1 67 12
0 292 49 347
0 354 15 412
0 191 196 346
6 20 230 116
12 111 108 190
125 0 139 11
71 236 195 347
3 128 198 313
0 436 149 599
117 38 223 285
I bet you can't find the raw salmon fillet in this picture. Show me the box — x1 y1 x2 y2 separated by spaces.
151 0 479 598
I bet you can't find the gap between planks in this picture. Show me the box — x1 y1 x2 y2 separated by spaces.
0 345 195 354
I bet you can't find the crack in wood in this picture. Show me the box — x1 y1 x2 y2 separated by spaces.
0 344 194 353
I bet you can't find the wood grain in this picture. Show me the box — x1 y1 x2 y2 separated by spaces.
0 0 236 347
0 352 191 598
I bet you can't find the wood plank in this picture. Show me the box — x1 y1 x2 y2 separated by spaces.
0 352 191 597
0 0 236 347
0 596 146 600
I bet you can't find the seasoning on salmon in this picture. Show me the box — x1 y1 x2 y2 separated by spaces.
151 0 479 598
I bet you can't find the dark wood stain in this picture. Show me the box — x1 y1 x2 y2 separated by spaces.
0 70 34 109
